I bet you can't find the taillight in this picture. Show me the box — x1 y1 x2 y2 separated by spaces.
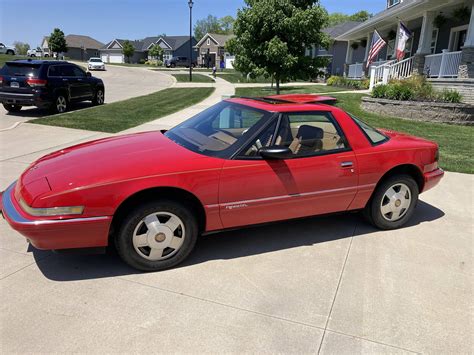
26 78 47 87
0 76 3 85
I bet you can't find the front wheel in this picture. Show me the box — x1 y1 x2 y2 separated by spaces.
115 200 199 271
92 88 104 105
3 104 22 112
364 174 419 230
6 50 14 55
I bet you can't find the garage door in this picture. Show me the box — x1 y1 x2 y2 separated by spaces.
101 54 108 63
109 55 123 63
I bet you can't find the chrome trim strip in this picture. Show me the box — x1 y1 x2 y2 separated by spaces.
1 182 110 226
0 92 34 97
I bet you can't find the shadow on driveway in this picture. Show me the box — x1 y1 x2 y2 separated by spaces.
2 102 96 120
31 200 444 281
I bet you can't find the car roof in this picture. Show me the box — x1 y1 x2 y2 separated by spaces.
6 60 69 65
225 95 338 113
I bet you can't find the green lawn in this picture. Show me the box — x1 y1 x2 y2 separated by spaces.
234 85 349 97
0 54 28 67
31 87 215 133
172 74 215 83
217 73 274 84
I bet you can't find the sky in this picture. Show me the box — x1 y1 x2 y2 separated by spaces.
0 0 385 47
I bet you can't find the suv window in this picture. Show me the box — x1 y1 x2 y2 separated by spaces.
59 65 75 77
48 65 61 77
72 66 86 77
275 112 348 157
0 63 41 77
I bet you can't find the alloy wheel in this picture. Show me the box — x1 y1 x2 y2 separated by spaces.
132 212 185 261
96 90 104 104
380 183 412 221
56 96 67 113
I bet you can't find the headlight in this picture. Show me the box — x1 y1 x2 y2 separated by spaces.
19 199 84 217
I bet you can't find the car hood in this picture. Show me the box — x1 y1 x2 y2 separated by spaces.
20 131 208 194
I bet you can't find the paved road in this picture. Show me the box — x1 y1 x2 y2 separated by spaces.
0 64 174 130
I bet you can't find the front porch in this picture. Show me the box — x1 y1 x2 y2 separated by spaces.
339 0 474 95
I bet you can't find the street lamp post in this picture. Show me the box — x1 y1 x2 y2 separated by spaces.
188 0 194 82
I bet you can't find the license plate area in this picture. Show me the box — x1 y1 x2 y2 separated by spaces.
10 82 20 88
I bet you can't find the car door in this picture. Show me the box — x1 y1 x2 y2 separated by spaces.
58 65 80 99
218 110 358 229
71 65 92 98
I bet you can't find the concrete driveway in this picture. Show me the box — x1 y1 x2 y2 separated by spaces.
0 64 174 130
0 155 472 354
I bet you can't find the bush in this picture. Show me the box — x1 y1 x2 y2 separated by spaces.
138 59 146 64
438 89 462 103
326 76 369 90
372 84 388 98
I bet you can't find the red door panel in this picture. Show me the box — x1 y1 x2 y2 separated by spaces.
219 151 358 229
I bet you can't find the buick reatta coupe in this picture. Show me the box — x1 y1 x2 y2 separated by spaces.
0 94 444 271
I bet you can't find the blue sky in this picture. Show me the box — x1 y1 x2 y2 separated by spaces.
0 0 385 47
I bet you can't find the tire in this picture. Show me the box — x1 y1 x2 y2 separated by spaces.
51 94 68 114
364 174 419 230
3 104 22 112
30 54 36 57
170 63 176 68
92 87 105 105
115 200 199 271
6 50 14 55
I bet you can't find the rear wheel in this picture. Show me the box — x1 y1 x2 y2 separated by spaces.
92 88 104 105
115 200 198 271
51 94 68 114
364 174 419 230
170 63 176 68
6 50 14 55
3 104 22 112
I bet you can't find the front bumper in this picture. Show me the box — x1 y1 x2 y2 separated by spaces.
423 168 444 192
0 182 112 250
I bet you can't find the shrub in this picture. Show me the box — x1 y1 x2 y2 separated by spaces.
138 59 146 64
326 76 369 90
372 84 388 98
439 89 463 103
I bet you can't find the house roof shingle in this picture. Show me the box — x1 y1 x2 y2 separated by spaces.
323 21 362 39
102 36 193 51
65 34 104 50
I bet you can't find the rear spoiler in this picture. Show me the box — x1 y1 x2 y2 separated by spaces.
264 94 337 105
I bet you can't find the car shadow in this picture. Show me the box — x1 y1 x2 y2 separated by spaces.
3 102 97 119
31 200 444 281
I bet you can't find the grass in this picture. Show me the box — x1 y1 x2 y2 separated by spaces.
31 87 215 133
106 62 148 68
234 86 473 173
0 54 28 67
217 73 274 84
234 85 350 97
172 74 215 83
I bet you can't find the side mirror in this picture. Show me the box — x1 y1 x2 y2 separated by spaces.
86 72 92 77
259 146 292 159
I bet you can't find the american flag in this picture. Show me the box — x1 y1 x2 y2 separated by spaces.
367 30 387 65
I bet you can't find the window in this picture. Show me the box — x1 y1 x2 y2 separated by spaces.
1 63 40 77
48 65 61 77
241 121 278 157
387 0 400 8
59 65 75 77
72 66 86 77
165 102 271 158
207 38 210 45
349 114 388 145
263 112 348 158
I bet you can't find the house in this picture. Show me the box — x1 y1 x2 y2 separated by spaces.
306 21 363 76
40 34 103 60
99 36 197 64
336 0 474 102
195 33 236 68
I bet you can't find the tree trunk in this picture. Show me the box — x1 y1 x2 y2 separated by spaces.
276 78 280 95
271 76 274 89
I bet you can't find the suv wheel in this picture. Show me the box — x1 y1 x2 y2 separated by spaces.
52 94 68 114
364 174 419 230
6 50 14 55
3 104 22 113
92 88 105 105
115 200 199 271
170 63 176 68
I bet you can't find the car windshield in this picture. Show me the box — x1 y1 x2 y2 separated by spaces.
0 63 41 77
89 58 102 62
349 113 388 145
165 101 271 158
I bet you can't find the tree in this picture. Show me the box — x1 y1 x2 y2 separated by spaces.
49 28 67 59
194 15 235 41
13 41 30 55
122 40 135 63
228 0 330 94
328 10 371 27
148 44 164 65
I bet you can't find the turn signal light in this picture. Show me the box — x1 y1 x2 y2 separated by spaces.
26 78 47 87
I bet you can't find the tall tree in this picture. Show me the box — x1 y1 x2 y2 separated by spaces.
49 28 67 59
194 15 235 40
219 15 235 33
13 41 30 55
228 0 330 94
328 10 371 26
148 44 164 65
122 40 135 63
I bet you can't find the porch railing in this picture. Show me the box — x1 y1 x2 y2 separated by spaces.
369 57 413 89
348 63 364 79
424 50 462 78
389 56 415 80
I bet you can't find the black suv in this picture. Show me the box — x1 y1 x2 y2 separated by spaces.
166 56 196 68
0 60 105 113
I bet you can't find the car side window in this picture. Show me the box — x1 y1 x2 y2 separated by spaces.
276 112 348 157
72 66 86 78
59 65 75 77
240 120 278 157
48 65 61 77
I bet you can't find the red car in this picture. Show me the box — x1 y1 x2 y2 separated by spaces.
1 95 444 271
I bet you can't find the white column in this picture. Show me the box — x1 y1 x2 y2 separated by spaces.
364 32 372 61
417 11 436 54
463 4 474 47
345 40 354 64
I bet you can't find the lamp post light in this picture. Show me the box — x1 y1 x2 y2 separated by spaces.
188 0 194 82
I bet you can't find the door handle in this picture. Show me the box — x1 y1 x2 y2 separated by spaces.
62 78 68 81
340 161 353 168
